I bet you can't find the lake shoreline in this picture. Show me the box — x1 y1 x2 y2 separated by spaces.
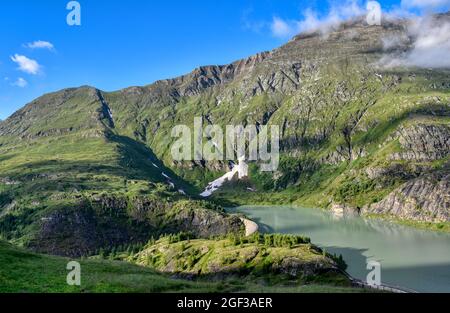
218 195 450 234
226 205 450 293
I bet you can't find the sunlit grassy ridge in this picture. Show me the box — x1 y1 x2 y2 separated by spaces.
0 240 367 293
132 234 348 278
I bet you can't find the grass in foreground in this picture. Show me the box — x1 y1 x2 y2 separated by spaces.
0 241 368 293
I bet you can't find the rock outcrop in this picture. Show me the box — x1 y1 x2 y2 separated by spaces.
390 124 450 162
362 173 450 223
27 196 244 257
330 203 361 217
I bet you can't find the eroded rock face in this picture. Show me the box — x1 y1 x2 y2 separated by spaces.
27 196 244 257
390 124 450 162
28 200 156 257
362 173 450 222
330 203 360 217
169 208 243 238
275 257 331 277
364 164 423 180
321 147 367 165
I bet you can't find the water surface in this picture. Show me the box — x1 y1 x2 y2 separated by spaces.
227 206 450 293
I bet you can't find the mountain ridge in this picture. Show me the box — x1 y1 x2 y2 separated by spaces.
1 14 449 257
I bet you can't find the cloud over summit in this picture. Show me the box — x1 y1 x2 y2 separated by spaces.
379 15 450 69
270 0 366 38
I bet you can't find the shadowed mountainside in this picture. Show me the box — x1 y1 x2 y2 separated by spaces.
1 15 449 257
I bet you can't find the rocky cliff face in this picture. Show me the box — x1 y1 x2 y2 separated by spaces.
390 124 450 162
363 173 449 223
27 196 244 257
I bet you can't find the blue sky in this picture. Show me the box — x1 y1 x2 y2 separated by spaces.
1 0 449 120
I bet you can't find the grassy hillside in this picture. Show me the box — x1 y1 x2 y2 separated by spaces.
0 87 244 255
0 240 366 293
0 16 449 272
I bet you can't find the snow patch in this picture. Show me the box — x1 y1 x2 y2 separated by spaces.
107 108 113 120
200 157 248 197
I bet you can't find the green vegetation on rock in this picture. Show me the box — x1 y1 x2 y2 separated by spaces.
132 233 348 283
0 240 366 293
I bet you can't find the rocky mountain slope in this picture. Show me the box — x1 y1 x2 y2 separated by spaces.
1 14 449 256
362 171 449 222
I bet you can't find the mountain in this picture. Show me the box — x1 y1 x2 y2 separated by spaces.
1 14 449 257
0 87 244 256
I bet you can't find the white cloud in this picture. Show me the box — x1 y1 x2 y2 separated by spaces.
12 77 28 88
266 0 450 40
401 0 450 9
271 17 293 38
381 34 410 51
296 9 323 34
379 16 450 69
270 0 366 38
296 4 363 35
10 54 41 75
405 18 450 68
25 40 54 50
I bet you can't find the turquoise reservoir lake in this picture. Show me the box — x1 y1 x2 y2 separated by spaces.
227 206 450 293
